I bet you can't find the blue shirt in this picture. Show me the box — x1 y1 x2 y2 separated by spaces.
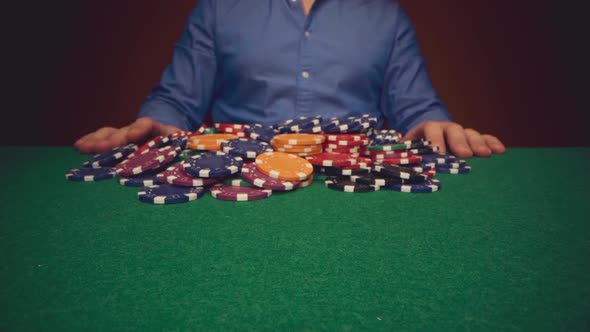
138 0 451 133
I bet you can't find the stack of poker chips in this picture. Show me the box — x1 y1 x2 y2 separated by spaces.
65 113 472 203
270 133 325 157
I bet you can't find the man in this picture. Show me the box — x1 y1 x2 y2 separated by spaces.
75 0 505 158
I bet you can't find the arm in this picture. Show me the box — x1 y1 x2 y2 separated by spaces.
381 5 504 157
137 0 217 130
75 0 217 153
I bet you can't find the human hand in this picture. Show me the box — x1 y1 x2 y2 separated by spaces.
74 117 182 154
402 121 506 158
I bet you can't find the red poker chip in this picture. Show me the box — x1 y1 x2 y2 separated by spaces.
157 163 219 187
423 169 436 178
116 146 179 176
131 135 170 156
240 162 300 191
323 133 368 142
209 184 272 201
323 139 370 147
306 152 358 167
379 156 423 165
323 146 367 154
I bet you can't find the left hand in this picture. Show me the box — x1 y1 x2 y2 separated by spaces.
402 121 506 158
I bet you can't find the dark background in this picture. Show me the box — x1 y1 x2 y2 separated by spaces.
3 0 587 147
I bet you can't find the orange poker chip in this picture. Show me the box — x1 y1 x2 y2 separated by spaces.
188 133 238 150
273 144 323 153
255 151 314 181
271 133 325 146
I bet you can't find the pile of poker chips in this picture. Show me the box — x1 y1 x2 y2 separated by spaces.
65 114 471 203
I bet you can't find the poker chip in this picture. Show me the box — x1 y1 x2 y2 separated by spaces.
167 135 188 150
188 133 238 151
83 144 137 168
368 140 431 151
315 166 370 177
350 173 402 187
182 152 243 178
131 136 169 157
369 151 413 160
221 139 272 159
272 133 325 146
324 133 367 142
306 152 358 167
65 167 116 182
274 145 323 154
255 151 313 181
275 116 322 133
435 165 471 174
157 164 218 187
408 146 440 155
419 154 458 164
137 185 205 204
247 125 280 142
435 160 467 169
210 184 272 201
372 163 429 182
323 147 366 154
298 174 314 188
240 162 300 191
223 178 253 186
384 179 442 193
115 146 179 177
324 177 379 193
118 171 161 187
379 156 423 165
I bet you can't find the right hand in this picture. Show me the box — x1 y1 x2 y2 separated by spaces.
74 117 183 154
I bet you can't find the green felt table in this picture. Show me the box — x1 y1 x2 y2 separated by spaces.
1 147 589 331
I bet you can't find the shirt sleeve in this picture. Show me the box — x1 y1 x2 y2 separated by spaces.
380 4 452 134
137 0 217 131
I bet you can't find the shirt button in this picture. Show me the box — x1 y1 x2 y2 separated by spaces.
304 31 311 38
301 71 310 79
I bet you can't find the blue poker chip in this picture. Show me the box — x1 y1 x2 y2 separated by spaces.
434 160 468 169
182 152 244 178
419 154 458 164
247 125 279 142
65 167 116 182
385 179 442 193
435 165 471 174
83 144 138 168
167 135 188 150
118 170 162 187
319 116 341 131
137 184 205 204
220 139 272 159
276 116 323 133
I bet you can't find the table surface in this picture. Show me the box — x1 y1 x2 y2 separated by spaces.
1 147 589 331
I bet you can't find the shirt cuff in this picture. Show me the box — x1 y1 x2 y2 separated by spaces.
399 107 452 134
137 99 194 131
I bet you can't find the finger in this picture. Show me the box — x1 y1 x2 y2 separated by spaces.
127 117 158 143
464 128 491 157
482 134 506 154
157 123 184 136
94 127 130 152
445 124 472 158
422 122 446 155
401 123 424 141
75 127 118 153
